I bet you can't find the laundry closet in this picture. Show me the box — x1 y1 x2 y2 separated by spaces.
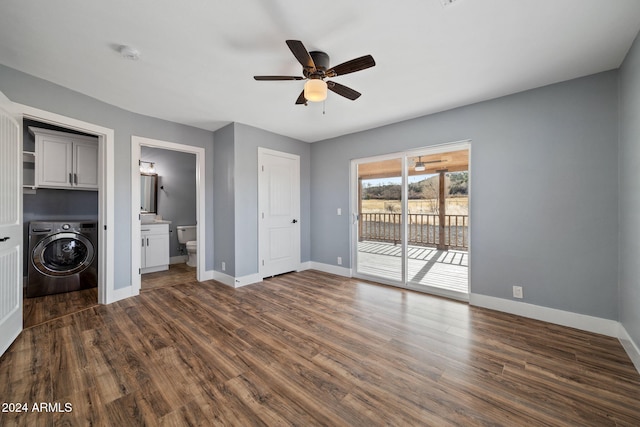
22 119 99 326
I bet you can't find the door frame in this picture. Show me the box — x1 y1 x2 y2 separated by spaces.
258 147 301 278
350 151 408 288
16 103 115 304
350 140 471 300
131 136 206 294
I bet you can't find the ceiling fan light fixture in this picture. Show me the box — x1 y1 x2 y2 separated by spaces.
304 79 327 102
414 163 426 172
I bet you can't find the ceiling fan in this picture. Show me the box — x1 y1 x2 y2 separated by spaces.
413 156 444 172
254 40 376 105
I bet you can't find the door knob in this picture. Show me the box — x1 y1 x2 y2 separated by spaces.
292 219 298 224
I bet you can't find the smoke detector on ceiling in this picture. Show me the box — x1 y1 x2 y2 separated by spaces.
119 45 141 60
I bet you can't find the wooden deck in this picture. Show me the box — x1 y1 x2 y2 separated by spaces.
357 241 468 294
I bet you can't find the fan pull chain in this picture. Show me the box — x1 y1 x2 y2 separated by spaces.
323 100 326 115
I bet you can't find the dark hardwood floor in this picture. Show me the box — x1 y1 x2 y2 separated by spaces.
22 287 98 329
141 262 197 291
3 270 640 426
22 263 195 328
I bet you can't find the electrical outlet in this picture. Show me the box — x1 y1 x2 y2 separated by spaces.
337 208 342 216
221 261 226 271
513 286 523 299
337 257 342 265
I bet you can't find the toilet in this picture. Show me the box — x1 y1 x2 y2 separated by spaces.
176 225 197 267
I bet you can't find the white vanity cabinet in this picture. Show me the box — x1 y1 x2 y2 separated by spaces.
29 127 99 190
141 223 170 273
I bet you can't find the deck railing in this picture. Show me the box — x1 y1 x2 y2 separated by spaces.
360 213 468 250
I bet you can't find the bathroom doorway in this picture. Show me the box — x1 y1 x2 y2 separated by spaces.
130 136 206 294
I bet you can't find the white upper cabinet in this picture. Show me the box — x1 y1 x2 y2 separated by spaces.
29 127 98 190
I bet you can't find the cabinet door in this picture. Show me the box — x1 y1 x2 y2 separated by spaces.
144 233 169 268
74 140 99 189
37 137 72 188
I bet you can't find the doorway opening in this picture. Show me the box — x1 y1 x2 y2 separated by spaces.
352 142 470 300
18 111 113 329
131 136 205 294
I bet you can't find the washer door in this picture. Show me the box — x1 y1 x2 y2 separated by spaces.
32 232 95 277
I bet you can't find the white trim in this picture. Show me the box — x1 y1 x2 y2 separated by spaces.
469 293 620 337
15 103 115 305
308 262 352 278
619 325 640 374
258 147 301 279
297 261 312 271
107 285 135 304
131 136 208 296
212 271 235 287
233 273 263 288
211 271 263 288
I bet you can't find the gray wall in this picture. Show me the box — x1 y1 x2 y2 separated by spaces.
0 64 215 290
213 123 236 275
140 146 196 258
619 32 640 344
233 123 311 277
311 71 619 320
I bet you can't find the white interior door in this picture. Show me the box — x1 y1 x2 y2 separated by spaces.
259 148 300 278
0 90 23 357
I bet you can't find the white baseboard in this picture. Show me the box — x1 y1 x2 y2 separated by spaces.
298 261 312 271
469 293 620 337
212 271 234 287
211 271 262 288
107 285 136 304
307 262 352 277
619 325 640 374
233 273 262 288
200 269 215 281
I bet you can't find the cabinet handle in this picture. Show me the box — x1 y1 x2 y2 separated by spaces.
0 236 10 242
69 173 73 184
147 238 149 246
74 173 78 185
142 238 145 247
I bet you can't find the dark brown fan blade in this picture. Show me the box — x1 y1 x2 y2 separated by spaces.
286 40 316 71
254 76 304 81
327 81 361 100
295 90 307 105
327 55 375 77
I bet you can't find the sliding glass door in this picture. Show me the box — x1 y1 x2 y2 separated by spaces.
352 143 470 300
355 156 404 284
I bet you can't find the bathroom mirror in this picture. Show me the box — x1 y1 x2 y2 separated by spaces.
140 173 158 213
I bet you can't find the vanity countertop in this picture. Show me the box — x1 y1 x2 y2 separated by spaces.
140 213 172 225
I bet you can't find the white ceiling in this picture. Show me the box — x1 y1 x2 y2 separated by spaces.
0 1 639 142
